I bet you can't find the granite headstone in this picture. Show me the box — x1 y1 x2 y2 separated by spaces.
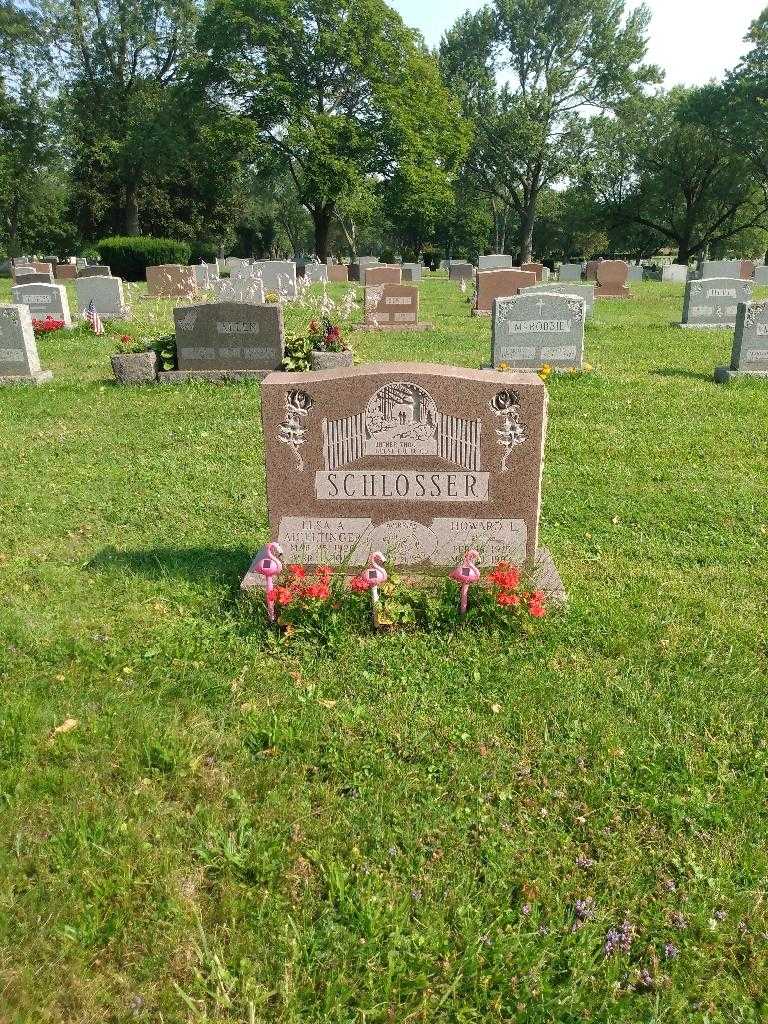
680 278 752 328
0 304 53 384
491 292 585 370
11 282 72 326
715 301 768 381
474 269 536 315
173 302 284 372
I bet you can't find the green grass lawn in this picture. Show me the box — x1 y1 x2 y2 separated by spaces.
1 277 767 1022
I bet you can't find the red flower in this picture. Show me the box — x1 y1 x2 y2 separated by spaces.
304 583 330 600
350 575 370 592
268 585 293 606
308 319 319 333
316 564 333 578
497 592 521 607
529 602 547 618
488 562 521 590
289 564 306 579
326 325 341 341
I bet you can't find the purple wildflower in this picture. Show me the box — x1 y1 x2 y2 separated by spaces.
604 920 635 957
662 878 676 893
574 897 594 921
663 942 679 960
538 924 550 936
636 969 654 991
670 911 688 930
714 909 727 922
576 855 595 869
522 903 532 916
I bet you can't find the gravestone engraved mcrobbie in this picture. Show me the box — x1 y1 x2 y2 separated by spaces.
0 304 53 385
491 292 585 370
242 363 564 599
715 300 768 382
680 277 752 328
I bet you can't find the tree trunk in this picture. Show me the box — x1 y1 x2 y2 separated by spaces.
312 204 334 261
125 183 140 235
519 197 536 264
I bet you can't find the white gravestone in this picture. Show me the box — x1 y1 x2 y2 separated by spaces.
11 282 72 326
305 264 329 284
0 304 53 385
75 276 128 320
252 261 297 299
479 254 516 270
559 263 583 281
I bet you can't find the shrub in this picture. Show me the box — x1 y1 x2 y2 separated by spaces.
189 241 219 264
96 236 192 281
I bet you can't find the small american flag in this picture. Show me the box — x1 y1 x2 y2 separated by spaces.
85 299 104 335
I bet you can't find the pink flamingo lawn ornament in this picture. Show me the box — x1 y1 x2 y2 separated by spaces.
362 551 388 615
450 549 481 615
255 542 284 622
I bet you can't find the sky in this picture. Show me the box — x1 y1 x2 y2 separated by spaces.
388 0 766 86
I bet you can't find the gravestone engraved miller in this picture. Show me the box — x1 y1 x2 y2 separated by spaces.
680 278 752 328
491 292 585 370
169 302 284 379
715 301 768 382
0 304 53 385
242 363 564 599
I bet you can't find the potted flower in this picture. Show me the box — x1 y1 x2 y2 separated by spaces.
110 334 160 385
308 317 353 370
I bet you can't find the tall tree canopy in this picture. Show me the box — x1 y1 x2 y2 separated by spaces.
195 0 466 259
440 0 658 262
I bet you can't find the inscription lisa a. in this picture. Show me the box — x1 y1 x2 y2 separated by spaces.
315 470 489 502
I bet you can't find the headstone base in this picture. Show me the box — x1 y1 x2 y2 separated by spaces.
595 291 631 299
157 369 270 384
677 323 728 330
714 366 768 384
0 370 53 386
357 322 433 332
471 309 492 317
241 546 566 605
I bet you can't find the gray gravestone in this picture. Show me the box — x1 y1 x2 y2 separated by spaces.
401 263 422 282
77 265 111 278
715 301 768 382
0 304 53 384
173 302 284 372
754 266 768 285
305 264 329 284
559 263 583 281
449 263 474 282
700 260 741 280
75 276 128 320
14 271 54 285
11 282 72 326
479 254 516 270
680 278 752 328
520 281 595 318
627 266 644 283
210 277 265 304
492 292 585 370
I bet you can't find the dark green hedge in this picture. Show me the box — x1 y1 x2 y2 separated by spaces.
96 236 192 281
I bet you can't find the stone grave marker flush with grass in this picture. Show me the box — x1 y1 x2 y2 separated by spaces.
0 304 53 385
715 301 768 382
242 363 564 600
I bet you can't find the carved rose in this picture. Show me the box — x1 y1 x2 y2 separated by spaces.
489 389 520 414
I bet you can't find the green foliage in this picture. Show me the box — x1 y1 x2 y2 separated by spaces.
281 333 312 372
97 236 192 280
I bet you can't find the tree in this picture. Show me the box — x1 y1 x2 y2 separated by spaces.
195 0 465 260
440 0 658 262
583 88 768 264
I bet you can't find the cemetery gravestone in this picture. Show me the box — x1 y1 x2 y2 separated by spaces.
491 292 585 370
305 264 329 284
715 301 768 382
521 262 545 283
210 277 265 305
11 282 72 326
754 266 768 285
474 269 537 315
700 260 741 280
244 363 563 598
520 281 595 318
328 265 350 284
30 262 53 275
449 263 474 282
584 261 600 281
0 304 53 385
595 260 630 299
14 272 54 285
402 263 423 283
680 278 752 328
627 266 644 283
364 266 402 287
362 284 430 331
559 263 583 281
252 261 298 299
75 276 128 320
55 264 77 281
740 260 756 281
164 302 285 382
479 255 516 271
145 264 197 298
77 266 112 278
662 265 689 283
